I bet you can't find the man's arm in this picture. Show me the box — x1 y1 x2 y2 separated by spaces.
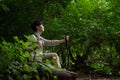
43 39 65 46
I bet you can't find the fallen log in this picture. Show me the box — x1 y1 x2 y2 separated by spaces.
51 68 79 80
37 64 79 80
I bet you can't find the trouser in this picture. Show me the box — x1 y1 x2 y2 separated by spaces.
43 53 61 68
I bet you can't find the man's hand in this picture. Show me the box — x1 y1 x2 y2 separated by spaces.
60 35 69 43
65 35 69 42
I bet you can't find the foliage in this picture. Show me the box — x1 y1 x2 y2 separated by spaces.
1 0 120 77
0 0 72 41
43 0 120 76
0 36 54 80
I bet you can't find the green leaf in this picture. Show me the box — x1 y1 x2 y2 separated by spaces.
23 51 30 58
0 4 9 11
13 36 19 41
24 42 30 48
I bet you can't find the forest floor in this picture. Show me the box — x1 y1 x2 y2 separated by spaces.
76 74 120 80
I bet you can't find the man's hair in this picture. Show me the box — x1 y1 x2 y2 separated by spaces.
31 20 42 32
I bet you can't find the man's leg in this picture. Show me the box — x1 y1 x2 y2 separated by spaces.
43 53 61 68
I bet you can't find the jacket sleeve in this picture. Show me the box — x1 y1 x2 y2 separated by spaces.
41 37 65 46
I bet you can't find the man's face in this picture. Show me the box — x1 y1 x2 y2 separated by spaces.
37 24 44 32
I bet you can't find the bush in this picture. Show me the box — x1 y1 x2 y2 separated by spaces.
0 36 53 80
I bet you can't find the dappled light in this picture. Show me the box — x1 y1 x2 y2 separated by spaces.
0 0 120 80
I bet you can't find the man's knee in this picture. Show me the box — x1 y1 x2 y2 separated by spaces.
43 53 58 59
54 53 58 57
51 53 58 60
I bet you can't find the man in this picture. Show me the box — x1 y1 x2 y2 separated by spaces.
29 20 69 68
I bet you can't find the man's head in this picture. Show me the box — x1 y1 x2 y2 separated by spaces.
31 20 44 32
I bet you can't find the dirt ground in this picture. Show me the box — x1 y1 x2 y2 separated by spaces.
76 77 120 80
76 74 120 80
